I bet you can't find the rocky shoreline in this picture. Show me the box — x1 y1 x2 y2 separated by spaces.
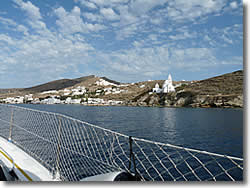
125 93 243 108
125 70 243 108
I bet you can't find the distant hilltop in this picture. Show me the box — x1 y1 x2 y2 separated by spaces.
0 75 119 94
0 70 243 108
23 75 121 93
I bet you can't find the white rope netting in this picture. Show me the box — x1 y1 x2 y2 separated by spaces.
0 104 243 181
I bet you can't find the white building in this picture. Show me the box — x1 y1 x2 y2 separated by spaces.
71 99 81 104
71 86 86 96
25 94 33 101
15 96 24 103
162 74 175 93
87 98 104 104
72 91 85 96
41 90 58 94
63 92 71 96
105 91 112 95
152 74 175 94
65 97 72 104
152 83 162 93
31 98 40 104
64 88 70 92
40 97 61 104
113 90 121 94
96 79 118 86
3 97 17 104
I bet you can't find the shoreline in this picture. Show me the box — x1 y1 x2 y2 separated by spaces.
8 102 243 109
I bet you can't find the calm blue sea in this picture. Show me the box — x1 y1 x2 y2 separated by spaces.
16 104 243 158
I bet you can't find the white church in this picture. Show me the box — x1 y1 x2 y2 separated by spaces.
152 74 175 94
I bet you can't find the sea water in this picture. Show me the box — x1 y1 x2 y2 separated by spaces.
16 104 243 158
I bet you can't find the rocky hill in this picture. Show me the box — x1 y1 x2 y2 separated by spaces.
22 75 96 93
128 70 243 108
0 70 243 108
0 75 119 97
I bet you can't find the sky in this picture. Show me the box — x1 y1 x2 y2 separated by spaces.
0 0 243 88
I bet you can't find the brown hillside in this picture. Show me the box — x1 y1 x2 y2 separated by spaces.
22 75 96 93
183 70 243 96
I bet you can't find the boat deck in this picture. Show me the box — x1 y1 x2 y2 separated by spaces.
0 104 244 181
0 137 54 181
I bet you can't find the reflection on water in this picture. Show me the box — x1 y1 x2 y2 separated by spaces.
16 104 243 158
161 108 177 141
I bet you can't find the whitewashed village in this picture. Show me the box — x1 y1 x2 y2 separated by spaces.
0 70 243 108
0 74 178 106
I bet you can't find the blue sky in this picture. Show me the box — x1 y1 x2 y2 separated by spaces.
0 0 243 88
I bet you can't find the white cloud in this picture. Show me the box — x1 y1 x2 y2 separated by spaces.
130 0 167 15
133 40 144 48
150 17 162 25
221 56 242 65
223 0 242 15
221 34 233 44
0 4 98 87
99 0 168 40
203 34 217 46
16 24 29 35
77 0 98 9
13 0 42 21
0 34 15 45
100 8 119 21
168 0 227 22
83 12 103 22
0 0 243 87
85 22 106 31
89 0 128 7
0 16 17 27
13 0 47 32
172 48 215 62
167 7 181 18
230 2 238 9
97 46 220 82
0 30 95 86
204 35 211 41
0 11 7 15
201 23 242 48
113 5 140 40
148 34 157 41
54 6 106 34
54 6 83 34
169 31 195 40
117 5 138 25
116 23 139 40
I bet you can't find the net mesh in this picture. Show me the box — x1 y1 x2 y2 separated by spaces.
0 104 243 181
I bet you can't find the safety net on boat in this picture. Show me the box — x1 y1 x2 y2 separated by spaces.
0 104 243 181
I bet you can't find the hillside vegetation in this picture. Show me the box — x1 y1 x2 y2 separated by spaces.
130 70 243 108
0 70 243 108
183 70 243 95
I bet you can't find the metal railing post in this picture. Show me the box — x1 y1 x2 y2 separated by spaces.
128 136 141 180
54 115 62 180
128 137 136 171
8 108 14 142
128 136 133 171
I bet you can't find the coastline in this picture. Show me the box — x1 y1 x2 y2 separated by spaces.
12 102 243 109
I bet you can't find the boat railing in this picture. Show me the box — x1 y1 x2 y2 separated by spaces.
0 104 243 181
